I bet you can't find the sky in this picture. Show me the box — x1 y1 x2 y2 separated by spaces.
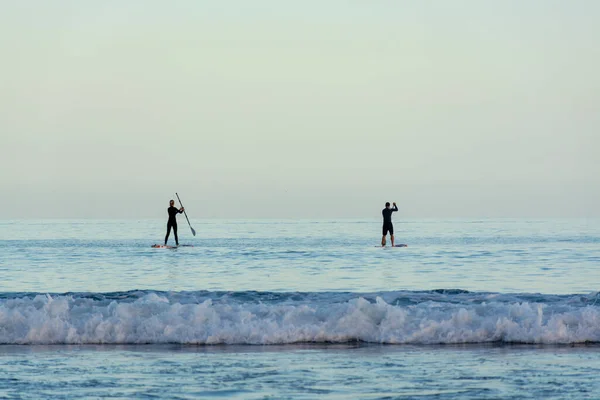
1 1 599 219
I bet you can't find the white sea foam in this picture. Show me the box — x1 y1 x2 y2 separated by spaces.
0 292 599 345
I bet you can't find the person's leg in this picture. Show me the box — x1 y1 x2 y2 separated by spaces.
382 226 387 246
390 224 395 247
165 223 172 245
174 223 179 246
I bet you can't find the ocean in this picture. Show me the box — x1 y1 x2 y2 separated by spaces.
1 218 599 399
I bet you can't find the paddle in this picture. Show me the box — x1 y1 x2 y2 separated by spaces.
175 192 196 236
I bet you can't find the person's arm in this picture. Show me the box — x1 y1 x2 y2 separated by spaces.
179 207 184 213
392 203 398 212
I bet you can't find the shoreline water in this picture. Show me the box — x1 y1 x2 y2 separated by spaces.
2 342 600 399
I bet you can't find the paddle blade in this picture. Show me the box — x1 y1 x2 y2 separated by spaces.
191 227 196 236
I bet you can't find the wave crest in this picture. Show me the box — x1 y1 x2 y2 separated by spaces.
1 292 599 345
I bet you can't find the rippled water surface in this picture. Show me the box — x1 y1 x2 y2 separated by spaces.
1 218 599 293
1 218 599 398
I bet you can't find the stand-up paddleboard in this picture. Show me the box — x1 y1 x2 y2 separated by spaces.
151 244 194 249
375 244 408 248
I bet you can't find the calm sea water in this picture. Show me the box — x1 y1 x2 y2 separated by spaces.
1 218 599 399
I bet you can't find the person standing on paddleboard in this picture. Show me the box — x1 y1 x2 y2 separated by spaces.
165 200 184 246
381 201 398 247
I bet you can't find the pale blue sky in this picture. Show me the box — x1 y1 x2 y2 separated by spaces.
1 1 598 218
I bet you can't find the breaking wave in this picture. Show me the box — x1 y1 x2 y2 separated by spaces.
1 290 599 345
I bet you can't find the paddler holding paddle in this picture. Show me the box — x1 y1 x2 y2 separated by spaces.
165 199 184 246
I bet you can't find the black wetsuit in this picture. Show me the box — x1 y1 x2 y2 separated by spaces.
382 205 398 236
165 206 182 245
